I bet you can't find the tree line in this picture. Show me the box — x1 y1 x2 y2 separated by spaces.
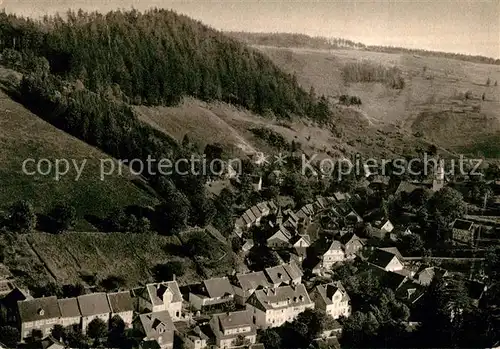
0 9 331 122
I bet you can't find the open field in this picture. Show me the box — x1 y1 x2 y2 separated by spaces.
255 45 500 158
0 87 158 229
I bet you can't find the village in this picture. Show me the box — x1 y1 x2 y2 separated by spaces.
0 153 499 349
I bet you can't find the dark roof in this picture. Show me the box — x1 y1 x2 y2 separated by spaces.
453 219 474 231
107 291 134 313
18 296 61 323
77 293 111 317
465 280 486 300
58 298 81 318
367 249 400 269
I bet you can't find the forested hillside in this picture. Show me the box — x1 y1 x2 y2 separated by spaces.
0 9 330 120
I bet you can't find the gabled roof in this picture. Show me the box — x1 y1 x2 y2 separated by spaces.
58 297 81 318
107 291 134 314
265 265 291 285
211 310 256 339
313 281 350 305
367 248 401 269
139 311 175 341
257 202 270 213
283 262 303 280
379 247 403 261
267 226 292 243
325 241 343 253
217 310 253 331
395 280 426 304
339 233 363 246
250 284 312 311
77 293 111 317
290 234 311 247
146 281 183 307
235 271 270 291
250 206 261 218
18 296 61 323
203 277 234 298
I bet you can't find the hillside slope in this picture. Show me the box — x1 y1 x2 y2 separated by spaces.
0 86 157 228
253 45 500 157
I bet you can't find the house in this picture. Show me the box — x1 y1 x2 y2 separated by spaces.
246 284 314 329
283 262 303 285
17 296 61 341
310 281 351 319
291 234 310 249
241 239 255 253
321 241 345 269
395 280 426 305
268 170 284 185
415 266 449 286
373 218 394 233
136 311 175 349
107 291 134 327
77 293 111 333
188 278 235 310
367 248 404 272
209 310 257 348
57 297 81 328
267 225 293 248
344 210 363 225
1 287 31 325
339 233 364 259
178 326 209 349
38 337 65 349
265 265 291 288
137 281 183 320
451 219 475 245
333 192 351 203
232 272 271 305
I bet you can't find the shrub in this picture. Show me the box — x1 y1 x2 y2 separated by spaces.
342 60 405 89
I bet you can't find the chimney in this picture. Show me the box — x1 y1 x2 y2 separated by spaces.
172 274 176 282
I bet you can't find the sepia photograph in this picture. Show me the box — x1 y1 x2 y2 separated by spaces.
0 0 499 348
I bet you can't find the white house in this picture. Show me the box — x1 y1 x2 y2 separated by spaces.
179 326 209 349
232 272 271 306
367 248 404 272
246 284 314 329
137 281 183 321
209 310 257 348
136 311 175 349
310 281 351 319
322 241 346 269
18 296 61 341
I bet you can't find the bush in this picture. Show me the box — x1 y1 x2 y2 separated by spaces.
342 60 405 89
152 261 185 282
250 127 289 149
339 94 362 106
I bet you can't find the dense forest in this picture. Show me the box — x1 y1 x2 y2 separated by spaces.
0 9 331 121
0 9 337 235
228 32 500 66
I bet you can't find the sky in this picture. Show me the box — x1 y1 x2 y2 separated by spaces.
2 0 499 58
